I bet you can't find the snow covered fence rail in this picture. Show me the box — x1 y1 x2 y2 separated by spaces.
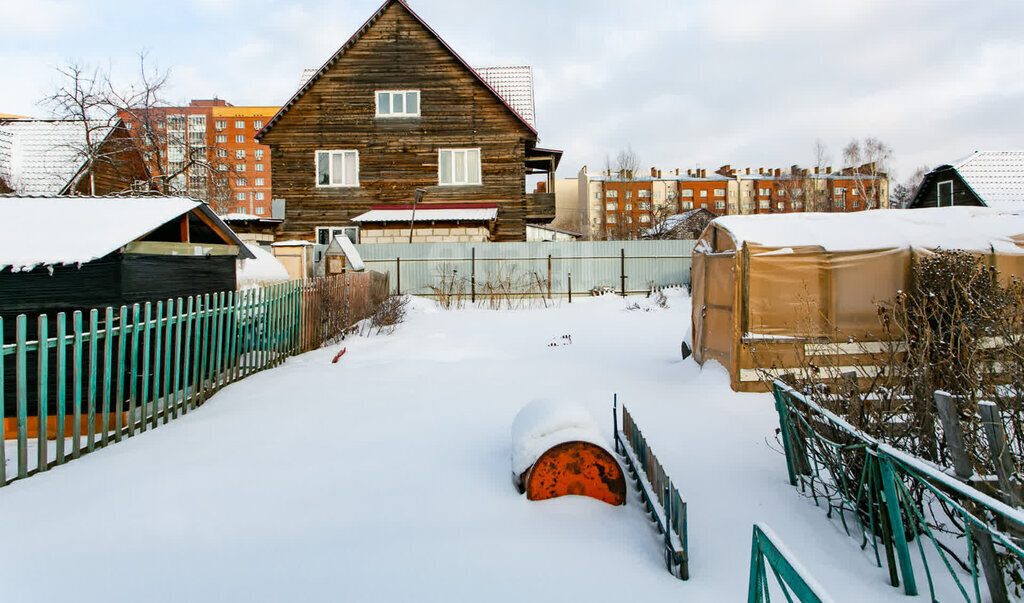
2 274 386 488
614 397 689 580
772 380 1024 602
747 523 834 603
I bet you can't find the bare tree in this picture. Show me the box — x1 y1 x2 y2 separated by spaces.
802 140 833 212
602 146 644 239
777 166 809 213
891 164 930 208
842 137 892 209
41 62 140 195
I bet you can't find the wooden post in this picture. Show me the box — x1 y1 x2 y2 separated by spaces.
934 391 1008 603
978 401 1023 508
36 315 48 472
547 254 552 300
16 314 28 476
620 248 626 296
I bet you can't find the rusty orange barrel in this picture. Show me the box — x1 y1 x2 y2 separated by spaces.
511 399 626 506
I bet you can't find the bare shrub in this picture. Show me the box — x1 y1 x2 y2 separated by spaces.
364 294 409 335
478 265 549 310
428 263 467 309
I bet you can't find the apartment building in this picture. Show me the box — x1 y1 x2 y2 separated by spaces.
119 100 278 216
575 163 889 239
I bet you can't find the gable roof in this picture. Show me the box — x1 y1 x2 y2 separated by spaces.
0 195 252 271
256 0 537 142
951 150 1024 210
0 120 120 195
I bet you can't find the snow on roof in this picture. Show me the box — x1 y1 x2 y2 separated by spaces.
0 196 205 271
0 120 116 195
221 212 262 221
271 240 314 246
953 150 1024 210
237 244 290 286
326 234 365 271
476 66 536 129
351 203 498 223
713 207 1024 253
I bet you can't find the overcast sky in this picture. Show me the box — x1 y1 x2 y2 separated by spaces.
2 0 1022 183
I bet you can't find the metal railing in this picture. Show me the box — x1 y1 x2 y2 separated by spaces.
748 523 834 603
772 380 1024 601
613 395 689 580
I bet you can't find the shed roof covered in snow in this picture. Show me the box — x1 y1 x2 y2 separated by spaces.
351 203 498 223
0 120 117 195
0 195 252 271
711 207 1024 253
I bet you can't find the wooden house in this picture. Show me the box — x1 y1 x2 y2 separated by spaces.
0 118 149 196
255 0 561 244
1 195 253 435
908 151 1024 210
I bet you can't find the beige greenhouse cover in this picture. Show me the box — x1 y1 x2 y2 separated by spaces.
690 207 1024 391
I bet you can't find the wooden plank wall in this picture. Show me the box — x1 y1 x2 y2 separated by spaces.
261 2 536 242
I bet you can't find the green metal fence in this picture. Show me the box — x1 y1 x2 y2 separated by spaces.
1 275 375 488
772 380 1024 601
748 523 834 603
355 240 695 297
613 395 689 580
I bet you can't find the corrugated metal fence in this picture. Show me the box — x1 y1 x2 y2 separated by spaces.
355 240 696 297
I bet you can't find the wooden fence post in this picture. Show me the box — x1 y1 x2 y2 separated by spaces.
102 307 114 445
934 391 1008 603
36 315 48 472
56 313 67 459
978 401 1023 508
71 311 83 458
16 314 28 477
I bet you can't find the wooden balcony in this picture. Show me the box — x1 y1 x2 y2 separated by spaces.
525 192 555 223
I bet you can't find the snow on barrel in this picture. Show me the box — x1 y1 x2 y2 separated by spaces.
511 399 626 506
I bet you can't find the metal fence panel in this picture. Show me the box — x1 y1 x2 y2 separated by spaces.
355 240 696 296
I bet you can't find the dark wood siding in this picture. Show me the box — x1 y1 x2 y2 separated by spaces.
69 125 150 196
909 167 984 209
260 2 536 242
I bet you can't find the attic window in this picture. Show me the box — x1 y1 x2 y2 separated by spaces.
937 180 953 207
376 90 420 117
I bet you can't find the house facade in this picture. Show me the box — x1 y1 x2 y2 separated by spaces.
256 0 559 245
908 151 1024 211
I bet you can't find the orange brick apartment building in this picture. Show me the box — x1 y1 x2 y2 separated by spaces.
119 100 278 216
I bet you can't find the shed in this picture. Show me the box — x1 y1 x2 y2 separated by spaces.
324 234 365 276
1 195 253 433
690 207 1024 392
908 151 1024 210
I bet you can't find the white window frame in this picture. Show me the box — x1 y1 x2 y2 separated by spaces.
606 189 618 198
254 120 264 130
255 163 264 172
254 178 265 186
254 149 264 160
714 188 725 197
235 120 245 129
376 90 421 118
236 192 246 201
215 135 227 144
715 200 726 210
681 189 693 198
236 149 246 159
235 135 245 143
316 226 360 245
937 180 953 207
638 189 650 198
254 192 265 201
316 150 360 187
438 148 481 186
255 206 266 215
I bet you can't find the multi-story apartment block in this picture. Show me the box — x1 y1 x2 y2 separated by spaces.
576 163 889 239
119 100 278 216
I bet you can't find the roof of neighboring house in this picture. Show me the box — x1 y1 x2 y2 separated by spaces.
0 195 252 271
351 203 498 223
0 119 117 195
643 209 715 237
0 113 29 119
476 66 535 129
258 0 537 141
526 223 581 237
950 150 1024 210
710 206 1024 253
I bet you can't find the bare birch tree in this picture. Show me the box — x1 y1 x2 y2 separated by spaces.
842 137 892 208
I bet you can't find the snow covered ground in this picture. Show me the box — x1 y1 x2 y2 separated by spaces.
0 290 935 601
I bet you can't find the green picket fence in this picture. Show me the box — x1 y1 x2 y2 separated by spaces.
613 395 689 580
773 380 1024 602
1 275 375 488
748 523 833 603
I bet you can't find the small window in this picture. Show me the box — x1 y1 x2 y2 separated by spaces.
714 188 725 197
937 181 953 207
217 164 228 172
255 163 264 172
235 120 245 129
255 206 266 215
681 200 693 209
254 192 265 201
593 192 600 199
317 226 360 244
216 149 227 158
606 202 617 211
235 163 246 172
625 203 633 211
681 189 693 198
852 199 860 208
759 188 770 196
125 122 133 130
607 214 617 224
235 206 246 213
254 120 264 129
236 192 246 201
715 200 726 210
759 200 770 209
255 178 265 186
699 190 708 197
639 201 651 210
254 149 264 160
236 150 246 159
316 150 359 187
215 120 226 130
376 90 420 117
438 148 481 185
235 135 245 143
215 135 227 144
625 191 633 199
639 214 651 223
833 198 844 208
237 178 247 186
776 202 785 210
606 190 618 198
